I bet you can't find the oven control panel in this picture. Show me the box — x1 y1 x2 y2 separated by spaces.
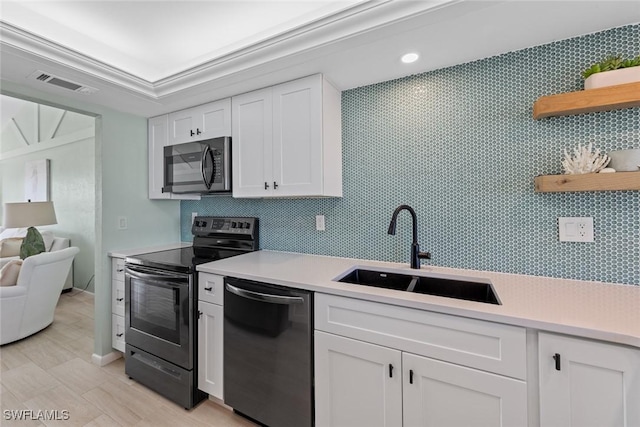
192 216 258 236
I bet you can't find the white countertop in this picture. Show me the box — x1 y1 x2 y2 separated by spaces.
198 250 640 348
108 242 191 258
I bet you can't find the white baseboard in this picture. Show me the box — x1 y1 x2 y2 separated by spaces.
92 350 122 366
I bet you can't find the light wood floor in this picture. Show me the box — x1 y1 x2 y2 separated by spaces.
0 290 256 427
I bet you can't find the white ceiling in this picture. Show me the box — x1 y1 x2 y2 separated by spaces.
1 1 639 118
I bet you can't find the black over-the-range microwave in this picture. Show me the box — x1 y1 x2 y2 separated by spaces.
163 137 231 194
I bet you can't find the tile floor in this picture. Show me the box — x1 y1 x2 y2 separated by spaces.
0 290 255 427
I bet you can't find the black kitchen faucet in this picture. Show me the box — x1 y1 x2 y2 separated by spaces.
387 204 431 269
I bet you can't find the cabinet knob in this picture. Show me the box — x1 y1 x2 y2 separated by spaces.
273 181 278 189
264 182 270 190
197 310 203 319
190 130 195 137
116 333 124 338
196 128 201 135
204 287 213 291
116 298 124 302
553 353 561 371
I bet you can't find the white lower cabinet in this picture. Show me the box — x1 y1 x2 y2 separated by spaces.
538 332 640 427
111 256 125 352
314 294 528 427
112 314 125 353
197 273 225 400
315 331 527 427
315 331 402 427
402 352 527 427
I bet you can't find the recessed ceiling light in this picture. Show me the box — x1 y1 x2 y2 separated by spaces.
401 53 419 64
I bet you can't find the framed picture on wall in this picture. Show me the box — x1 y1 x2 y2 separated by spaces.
24 159 50 201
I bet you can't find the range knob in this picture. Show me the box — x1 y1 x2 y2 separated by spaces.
231 221 237 228
244 222 251 229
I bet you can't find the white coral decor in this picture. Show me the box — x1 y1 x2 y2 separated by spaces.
561 143 610 174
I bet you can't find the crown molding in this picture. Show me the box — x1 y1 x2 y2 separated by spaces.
1 1 458 101
0 21 156 97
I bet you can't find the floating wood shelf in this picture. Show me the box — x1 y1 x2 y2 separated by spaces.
534 171 640 193
533 81 640 119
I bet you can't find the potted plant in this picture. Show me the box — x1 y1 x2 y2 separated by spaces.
582 54 640 90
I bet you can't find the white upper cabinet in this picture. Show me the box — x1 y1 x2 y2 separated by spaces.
148 115 170 199
231 88 273 196
539 332 640 427
232 74 342 198
168 98 231 145
148 115 200 200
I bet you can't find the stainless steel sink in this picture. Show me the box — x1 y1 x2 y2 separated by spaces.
336 268 500 305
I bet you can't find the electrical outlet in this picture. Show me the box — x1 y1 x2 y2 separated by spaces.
558 217 594 242
316 215 325 231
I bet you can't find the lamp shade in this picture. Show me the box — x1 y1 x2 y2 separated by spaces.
3 201 57 228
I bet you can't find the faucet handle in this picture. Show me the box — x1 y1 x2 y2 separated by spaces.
418 251 431 260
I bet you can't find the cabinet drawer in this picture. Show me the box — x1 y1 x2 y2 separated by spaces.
199 273 224 305
112 280 125 316
315 294 526 379
112 314 125 352
112 257 125 282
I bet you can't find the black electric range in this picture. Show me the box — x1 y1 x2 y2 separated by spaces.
123 216 258 409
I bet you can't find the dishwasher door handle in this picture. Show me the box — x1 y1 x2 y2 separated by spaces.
225 283 304 305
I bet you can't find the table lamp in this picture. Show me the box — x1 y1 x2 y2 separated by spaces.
2 201 57 259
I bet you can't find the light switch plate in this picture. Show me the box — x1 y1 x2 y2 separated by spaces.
558 217 594 242
316 215 325 231
118 216 128 230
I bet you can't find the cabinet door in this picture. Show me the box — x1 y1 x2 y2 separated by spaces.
232 88 273 197
197 301 223 399
168 108 197 145
315 331 402 427
197 98 231 139
272 75 323 196
112 315 125 352
539 332 640 427
148 115 170 199
403 353 527 427
112 279 125 317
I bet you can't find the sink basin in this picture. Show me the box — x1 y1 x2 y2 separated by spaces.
337 268 500 305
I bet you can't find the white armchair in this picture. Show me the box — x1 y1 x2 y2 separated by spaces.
0 247 79 345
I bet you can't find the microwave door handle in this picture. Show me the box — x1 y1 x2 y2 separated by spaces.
201 145 212 189
206 149 216 189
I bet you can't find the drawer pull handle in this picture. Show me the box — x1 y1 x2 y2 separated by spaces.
117 269 124 273
116 298 124 302
198 310 202 319
204 287 213 291
409 369 414 384
389 364 393 378
116 333 123 338
553 353 561 371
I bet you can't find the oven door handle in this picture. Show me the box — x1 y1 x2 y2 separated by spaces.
126 265 188 282
225 283 303 305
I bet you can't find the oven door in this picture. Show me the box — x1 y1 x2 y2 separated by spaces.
125 264 193 369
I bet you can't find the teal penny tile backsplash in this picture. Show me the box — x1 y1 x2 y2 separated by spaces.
182 24 640 285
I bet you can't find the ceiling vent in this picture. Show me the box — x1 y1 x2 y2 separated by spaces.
28 71 99 95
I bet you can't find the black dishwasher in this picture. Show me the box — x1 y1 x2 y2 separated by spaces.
224 277 313 427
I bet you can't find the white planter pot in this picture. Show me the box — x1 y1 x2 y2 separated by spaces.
584 66 640 90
